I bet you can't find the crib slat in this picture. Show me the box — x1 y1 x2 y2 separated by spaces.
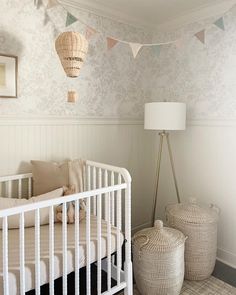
87 164 91 294
111 172 115 264
97 168 102 295
86 197 91 295
35 209 40 295
104 170 108 221
7 181 12 198
20 213 25 295
75 200 80 295
49 206 54 295
83 164 86 192
87 165 91 294
18 179 22 199
62 203 67 295
111 172 115 226
3 217 9 295
117 174 122 286
87 165 91 191
28 178 32 199
93 167 96 215
107 192 111 291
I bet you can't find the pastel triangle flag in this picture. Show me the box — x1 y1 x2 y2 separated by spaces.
194 30 205 44
107 37 118 50
66 12 77 27
85 26 97 40
46 0 58 9
214 17 225 31
152 45 161 56
129 43 142 58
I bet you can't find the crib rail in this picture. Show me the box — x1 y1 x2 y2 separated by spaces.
0 160 133 295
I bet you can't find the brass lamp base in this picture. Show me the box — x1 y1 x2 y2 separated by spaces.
152 131 181 227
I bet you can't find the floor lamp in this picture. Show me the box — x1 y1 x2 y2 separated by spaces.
144 102 186 226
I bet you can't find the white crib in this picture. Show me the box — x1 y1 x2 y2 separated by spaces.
0 160 133 295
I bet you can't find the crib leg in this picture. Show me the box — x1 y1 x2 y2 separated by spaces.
124 261 133 295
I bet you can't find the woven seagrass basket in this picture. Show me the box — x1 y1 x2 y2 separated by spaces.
166 199 220 281
55 32 88 78
133 220 186 295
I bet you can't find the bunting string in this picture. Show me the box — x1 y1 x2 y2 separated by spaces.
38 0 235 58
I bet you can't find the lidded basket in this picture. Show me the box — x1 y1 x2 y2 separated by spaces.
133 220 186 295
55 32 88 78
166 198 220 281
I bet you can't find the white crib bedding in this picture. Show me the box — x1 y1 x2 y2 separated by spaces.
0 215 124 295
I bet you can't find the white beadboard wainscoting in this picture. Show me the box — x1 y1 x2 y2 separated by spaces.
0 116 156 234
0 117 236 268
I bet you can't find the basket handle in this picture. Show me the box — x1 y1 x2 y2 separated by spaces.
209 204 220 215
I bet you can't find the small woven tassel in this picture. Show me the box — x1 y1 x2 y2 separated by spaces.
67 91 77 103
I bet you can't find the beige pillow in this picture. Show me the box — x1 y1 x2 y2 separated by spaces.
31 160 69 196
68 159 85 193
0 188 63 229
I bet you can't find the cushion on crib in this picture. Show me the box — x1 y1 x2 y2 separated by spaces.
0 215 124 294
31 159 85 196
68 159 85 194
0 188 63 229
31 160 69 195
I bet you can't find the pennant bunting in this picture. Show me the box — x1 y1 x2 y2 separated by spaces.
214 17 225 31
152 45 161 57
85 26 97 40
66 12 77 27
46 0 58 9
33 0 234 58
194 30 205 44
129 43 142 58
107 37 118 50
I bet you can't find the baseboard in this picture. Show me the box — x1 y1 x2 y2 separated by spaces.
217 248 236 269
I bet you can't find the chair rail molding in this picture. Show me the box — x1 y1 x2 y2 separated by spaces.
1 116 236 127
0 116 143 126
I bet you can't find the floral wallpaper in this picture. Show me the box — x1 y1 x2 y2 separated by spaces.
1 0 236 120
0 0 154 118
150 6 236 120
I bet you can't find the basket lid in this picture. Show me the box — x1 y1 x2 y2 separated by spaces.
133 220 186 252
166 198 219 224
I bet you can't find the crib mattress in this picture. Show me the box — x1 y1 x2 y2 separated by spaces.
0 215 123 294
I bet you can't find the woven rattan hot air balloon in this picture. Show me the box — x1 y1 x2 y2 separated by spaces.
55 31 88 78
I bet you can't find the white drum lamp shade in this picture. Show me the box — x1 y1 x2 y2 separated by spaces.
144 102 186 131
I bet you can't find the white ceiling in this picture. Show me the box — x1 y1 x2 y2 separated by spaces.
62 0 236 30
